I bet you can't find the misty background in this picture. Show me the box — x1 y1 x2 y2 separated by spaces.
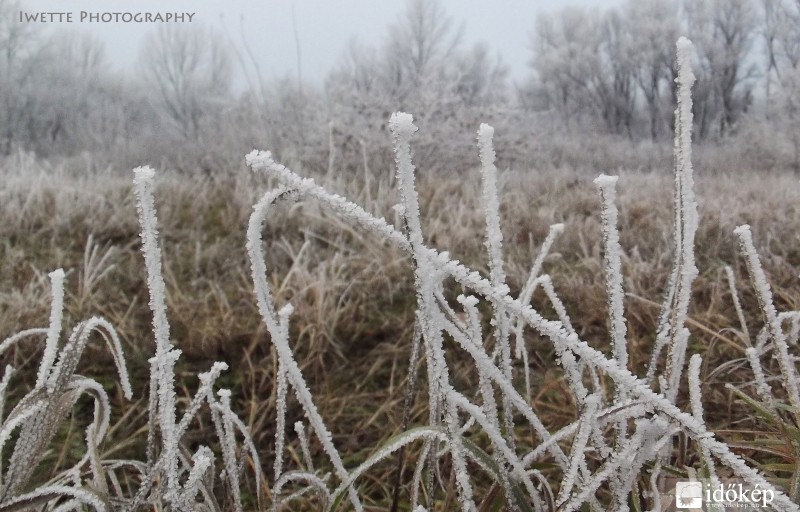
1 0 798 175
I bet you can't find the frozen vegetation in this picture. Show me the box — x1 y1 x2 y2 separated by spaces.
2 37 800 511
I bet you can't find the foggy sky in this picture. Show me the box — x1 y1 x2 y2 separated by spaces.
22 0 620 84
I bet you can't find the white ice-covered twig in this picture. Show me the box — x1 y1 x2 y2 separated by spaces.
735 224 800 412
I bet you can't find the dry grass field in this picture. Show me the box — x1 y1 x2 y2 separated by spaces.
3 131 800 508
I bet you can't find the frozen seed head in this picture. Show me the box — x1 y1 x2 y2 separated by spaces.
733 224 751 236
278 303 294 318
133 166 155 184
388 112 417 136
245 150 274 170
676 37 696 85
594 174 619 189
478 123 494 140
551 223 565 234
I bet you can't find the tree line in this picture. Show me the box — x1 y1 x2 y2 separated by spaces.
1 0 798 173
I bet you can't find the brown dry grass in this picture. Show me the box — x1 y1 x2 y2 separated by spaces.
2 150 800 507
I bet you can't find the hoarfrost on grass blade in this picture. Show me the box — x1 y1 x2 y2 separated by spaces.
476 123 515 453
246 187 363 512
649 37 699 391
735 224 800 412
688 355 719 485
132 166 180 501
594 174 627 371
724 265 751 346
36 269 65 389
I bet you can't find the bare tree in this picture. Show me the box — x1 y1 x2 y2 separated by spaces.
760 0 800 167
139 24 232 139
326 0 507 171
530 7 638 136
625 0 680 140
686 0 757 137
0 0 41 153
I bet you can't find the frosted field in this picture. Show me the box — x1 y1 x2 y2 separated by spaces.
2 35 800 510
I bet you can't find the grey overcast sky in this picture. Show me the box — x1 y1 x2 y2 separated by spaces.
21 0 620 84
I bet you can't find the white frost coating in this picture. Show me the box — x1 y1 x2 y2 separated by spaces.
448 391 543 509
273 471 331 507
247 148 798 512
0 401 43 481
556 394 599 506
594 174 627 371
36 269 65 389
725 266 751 346
0 365 15 425
210 401 264 503
389 112 450 461
665 327 689 403
295 421 314 471
246 188 363 512
175 361 228 440
476 123 515 450
0 328 48 355
132 167 172 355
329 427 447 508
688 355 719 484
159 348 181 502
1 485 107 511
444 394 476 511
69 377 112 490
389 113 423 250
514 224 565 391
520 224 565 306
593 174 618 188
477 124 505 288
735 224 800 411
687 355 704 422
178 446 214 509
273 360 288 484
45 317 131 402
745 347 774 402
132 166 179 500
594 172 630 489
437 312 569 468
216 389 242 512
650 37 699 390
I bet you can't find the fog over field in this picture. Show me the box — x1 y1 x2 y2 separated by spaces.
3 0 800 510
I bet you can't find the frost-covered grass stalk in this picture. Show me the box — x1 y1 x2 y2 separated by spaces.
132 166 180 498
648 37 699 397
476 124 516 453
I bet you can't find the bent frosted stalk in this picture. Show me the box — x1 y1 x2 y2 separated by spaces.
132 167 180 500
246 187 363 511
36 269 65 389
